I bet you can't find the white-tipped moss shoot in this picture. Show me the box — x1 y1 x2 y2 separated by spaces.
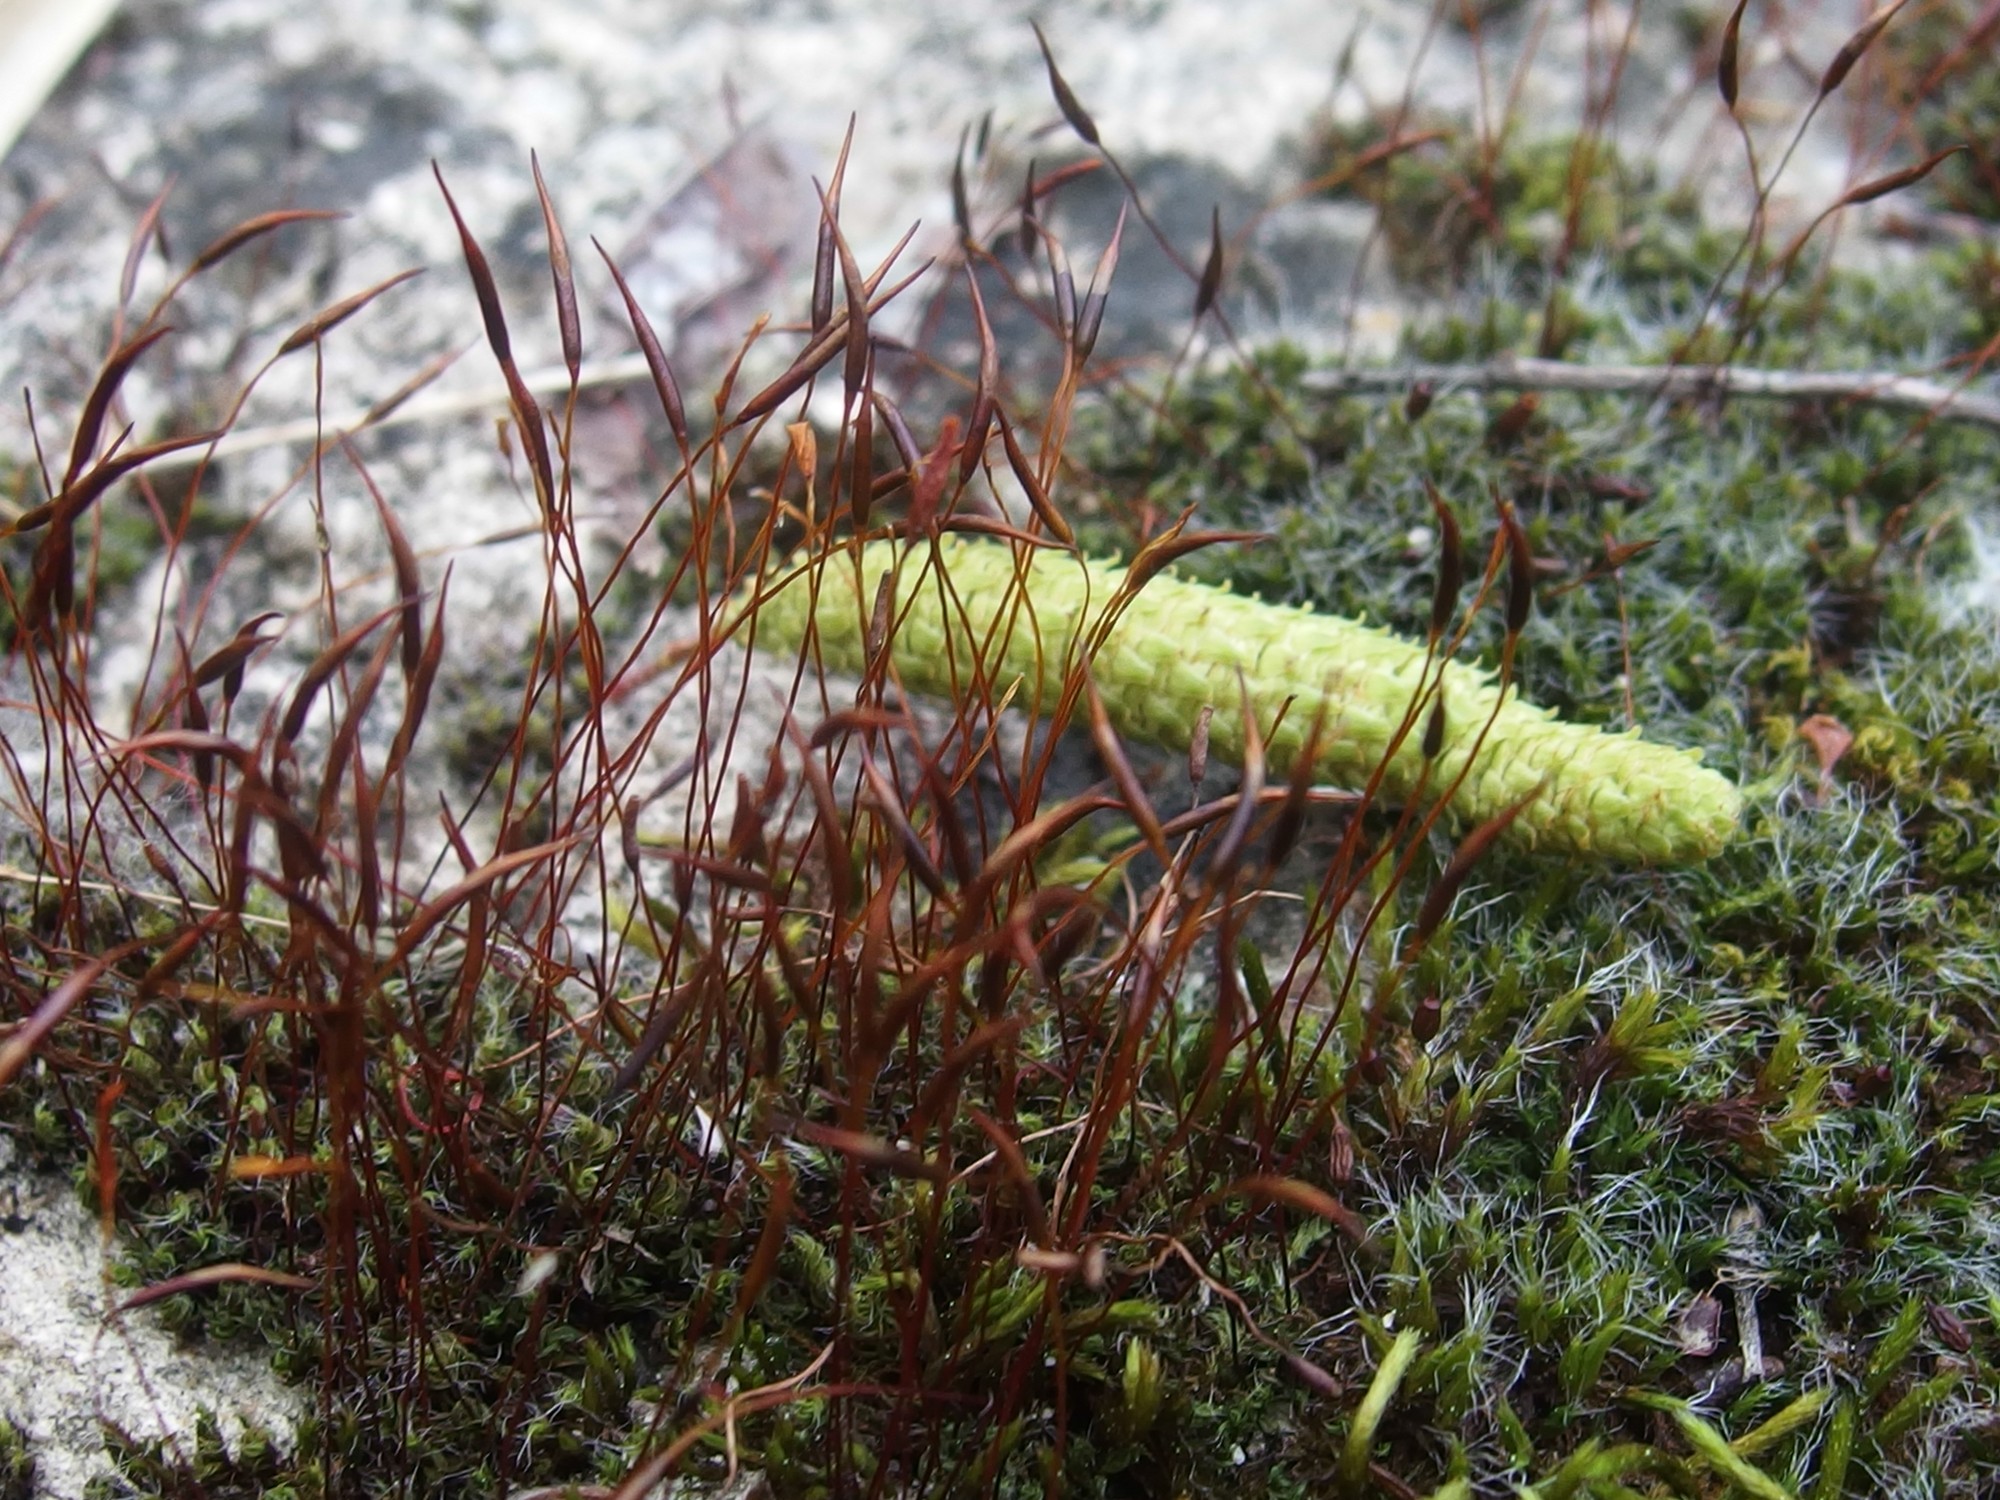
747 535 1742 864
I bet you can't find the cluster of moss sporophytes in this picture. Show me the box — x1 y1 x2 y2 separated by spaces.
746 534 1743 864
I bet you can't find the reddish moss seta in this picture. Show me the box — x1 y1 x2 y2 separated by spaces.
748 536 1742 864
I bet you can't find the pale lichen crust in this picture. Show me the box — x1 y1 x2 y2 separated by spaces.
747 536 1743 864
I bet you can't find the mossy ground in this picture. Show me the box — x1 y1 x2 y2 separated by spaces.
1067 151 2000 1495
5 93 2000 1500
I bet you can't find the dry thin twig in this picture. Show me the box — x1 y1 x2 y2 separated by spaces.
144 350 2000 480
1302 355 2000 429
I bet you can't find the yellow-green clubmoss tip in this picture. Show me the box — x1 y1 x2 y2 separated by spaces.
745 536 1743 865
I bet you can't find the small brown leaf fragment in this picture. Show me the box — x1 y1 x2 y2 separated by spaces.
382 836 582 974
385 566 450 782
24 427 223 627
97 1082 130 1238
1796 713 1853 789
1928 1302 1973 1354
1016 1246 1084 1279
963 794 1119 913
619 797 645 881
912 1014 1030 1140
806 179 873 412
0 953 115 1088
922 758 975 889
350 451 425 678
227 1155 333 1181
726 772 771 870
29 528 75 627
1677 1291 1725 1357
806 707 900 751
279 607 396 744
183 686 214 789
1207 674 1268 881
1264 706 1323 870
142 916 220 1000
1327 1110 1355 1184
432 171 556 512
967 1109 1052 1246
785 714 855 917
1189 704 1214 790
1486 391 1540 448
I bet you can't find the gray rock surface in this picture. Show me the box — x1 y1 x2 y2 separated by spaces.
0 1137 300 1499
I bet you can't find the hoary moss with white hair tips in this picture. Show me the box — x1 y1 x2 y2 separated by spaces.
746 535 1743 864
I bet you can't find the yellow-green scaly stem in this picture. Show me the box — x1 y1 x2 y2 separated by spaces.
746 536 1742 864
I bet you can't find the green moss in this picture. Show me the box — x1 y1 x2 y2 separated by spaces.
0 1418 32 1500
1302 123 1724 296
1064 206 2000 1493
92 1412 312 1500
